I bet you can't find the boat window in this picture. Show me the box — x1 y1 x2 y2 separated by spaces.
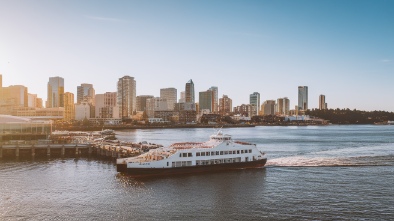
167 162 169 166
188 153 192 157
233 151 236 154
216 151 219 155
206 152 210 156
220 151 223 155
201 152 206 156
241 150 244 154
182 153 187 157
249 149 252 153
196 152 200 156
179 153 182 157
172 162 175 167
224 151 228 155
211 151 215 156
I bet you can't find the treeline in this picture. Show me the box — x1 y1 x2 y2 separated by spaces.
306 109 394 124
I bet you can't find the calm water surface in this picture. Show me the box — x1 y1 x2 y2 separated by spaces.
1 125 394 220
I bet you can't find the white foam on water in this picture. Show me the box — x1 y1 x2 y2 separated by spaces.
267 143 394 167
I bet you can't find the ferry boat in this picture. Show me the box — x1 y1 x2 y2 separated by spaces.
116 130 267 176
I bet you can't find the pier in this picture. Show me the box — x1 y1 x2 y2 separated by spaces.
0 140 162 159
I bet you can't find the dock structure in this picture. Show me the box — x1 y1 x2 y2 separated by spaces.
0 141 162 159
0 143 92 158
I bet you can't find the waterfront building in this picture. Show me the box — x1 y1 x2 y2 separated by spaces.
261 100 276 115
185 79 195 103
15 107 64 120
298 86 308 111
209 86 218 113
95 92 119 119
0 115 51 142
249 92 260 116
276 97 290 115
219 95 232 116
47 76 64 108
77 83 95 105
319 94 327 110
160 88 177 110
117 76 136 119
2 85 28 108
199 90 214 112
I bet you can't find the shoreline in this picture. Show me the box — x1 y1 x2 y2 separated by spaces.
52 123 389 131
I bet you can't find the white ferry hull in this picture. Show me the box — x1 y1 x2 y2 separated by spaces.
117 158 267 177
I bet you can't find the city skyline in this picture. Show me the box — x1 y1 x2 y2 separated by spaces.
0 0 393 111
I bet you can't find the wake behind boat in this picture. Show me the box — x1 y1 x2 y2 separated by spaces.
116 130 267 176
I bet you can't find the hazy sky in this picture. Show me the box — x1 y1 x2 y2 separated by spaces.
0 0 393 111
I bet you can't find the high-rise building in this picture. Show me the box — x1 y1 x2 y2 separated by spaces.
179 91 185 103
47 76 64 108
136 95 154 112
199 90 214 112
219 95 232 115
319 94 327 110
95 92 119 119
28 93 37 108
249 92 260 116
77 83 95 105
185 79 195 103
261 100 276 115
146 97 168 118
209 86 218 113
63 92 75 122
160 88 177 110
276 97 290 115
2 85 28 107
298 86 308 111
117 76 136 119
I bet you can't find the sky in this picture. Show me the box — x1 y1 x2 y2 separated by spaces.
0 0 393 111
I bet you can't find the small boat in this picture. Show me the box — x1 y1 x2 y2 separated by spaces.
100 129 115 135
116 130 267 176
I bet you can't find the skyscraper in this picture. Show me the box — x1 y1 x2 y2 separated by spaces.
117 76 136 119
77 83 95 105
209 86 218 113
95 92 119 118
136 95 154 112
160 88 177 110
47 76 64 108
185 79 195 103
319 94 327 110
249 92 260 116
63 92 75 122
199 90 214 112
298 86 308 111
261 100 276 115
219 95 232 115
276 97 290 115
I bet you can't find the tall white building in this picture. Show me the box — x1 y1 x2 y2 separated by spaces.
249 92 260 116
179 91 185 103
160 88 177 110
298 86 308 111
47 76 64 108
117 76 136 119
